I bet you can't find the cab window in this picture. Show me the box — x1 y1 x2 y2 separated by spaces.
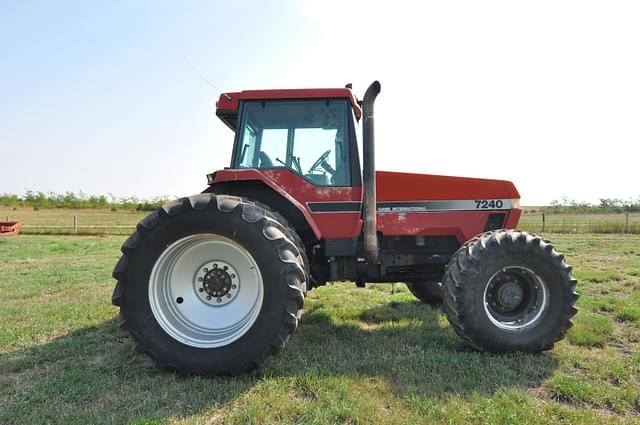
234 100 350 186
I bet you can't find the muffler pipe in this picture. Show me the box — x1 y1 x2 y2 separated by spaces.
362 81 381 264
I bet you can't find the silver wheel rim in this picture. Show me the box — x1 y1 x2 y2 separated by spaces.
483 266 548 331
149 234 263 348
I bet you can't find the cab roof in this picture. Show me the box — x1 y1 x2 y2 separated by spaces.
215 87 362 131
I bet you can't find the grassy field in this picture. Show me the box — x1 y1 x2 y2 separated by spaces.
1 233 639 424
3 206 639 235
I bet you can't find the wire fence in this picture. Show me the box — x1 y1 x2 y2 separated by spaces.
3 209 640 236
2 209 145 236
20 225 137 235
518 212 640 234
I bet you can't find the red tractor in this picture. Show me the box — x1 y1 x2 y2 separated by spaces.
112 82 578 375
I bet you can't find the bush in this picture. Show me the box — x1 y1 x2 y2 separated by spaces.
0 191 170 211
544 196 640 214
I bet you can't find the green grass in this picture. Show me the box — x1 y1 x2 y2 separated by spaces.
1 234 640 424
616 306 640 323
567 313 614 347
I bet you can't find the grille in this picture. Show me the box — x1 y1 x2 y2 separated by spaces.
484 213 506 232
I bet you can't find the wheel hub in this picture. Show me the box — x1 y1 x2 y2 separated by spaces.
195 260 239 306
483 266 548 331
204 267 231 296
149 234 263 348
496 281 523 309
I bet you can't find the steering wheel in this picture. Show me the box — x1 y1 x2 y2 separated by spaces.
308 150 332 174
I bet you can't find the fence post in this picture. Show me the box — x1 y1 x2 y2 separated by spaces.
73 215 78 234
625 212 630 234
542 213 546 234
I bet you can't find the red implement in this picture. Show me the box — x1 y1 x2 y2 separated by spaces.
0 221 22 237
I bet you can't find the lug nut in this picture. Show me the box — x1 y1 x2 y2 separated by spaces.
206 296 212 300
213 263 218 269
198 277 203 282
231 284 237 289
231 274 236 279
199 288 204 292
203 268 208 272
216 298 222 303
226 294 231 298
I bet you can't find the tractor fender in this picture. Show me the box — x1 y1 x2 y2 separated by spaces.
204 169 322 241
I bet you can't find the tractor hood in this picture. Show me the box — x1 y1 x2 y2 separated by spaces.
376 171 520 204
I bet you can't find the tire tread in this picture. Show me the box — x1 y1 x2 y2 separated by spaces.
111 193 306 375
442 229 578 353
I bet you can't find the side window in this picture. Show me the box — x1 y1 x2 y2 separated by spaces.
293 129 339 186
234 100 350 186
260 129 287 167
238 125 257 168
291 101 349 186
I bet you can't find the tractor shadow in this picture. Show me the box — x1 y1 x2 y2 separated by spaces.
0 299 559 423
271 299 560 397
0 319 255 424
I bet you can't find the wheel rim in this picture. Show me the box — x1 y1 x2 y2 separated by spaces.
483 266 548 331
149 234 263 348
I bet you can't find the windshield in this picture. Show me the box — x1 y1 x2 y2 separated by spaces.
234 100 350 186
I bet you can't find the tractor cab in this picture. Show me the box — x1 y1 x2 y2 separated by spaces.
232 99 356 187
216 88 362 188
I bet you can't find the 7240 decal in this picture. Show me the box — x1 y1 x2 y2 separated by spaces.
474 199 504 209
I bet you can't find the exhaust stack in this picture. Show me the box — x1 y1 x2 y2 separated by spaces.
362 81 381 263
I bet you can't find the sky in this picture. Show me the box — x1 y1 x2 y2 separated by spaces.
1 0 639 206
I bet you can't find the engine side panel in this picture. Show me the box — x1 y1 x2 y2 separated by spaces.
374 171 521 243
376 171 520 201
377 210 517 243
210 168 522 244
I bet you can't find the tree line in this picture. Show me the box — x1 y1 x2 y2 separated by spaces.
543 196 640 214
0 191 170 211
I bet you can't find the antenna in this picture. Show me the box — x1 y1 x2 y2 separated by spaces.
181 53 231 100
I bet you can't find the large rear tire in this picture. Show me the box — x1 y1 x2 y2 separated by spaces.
111 193 307 375
443 229 578 353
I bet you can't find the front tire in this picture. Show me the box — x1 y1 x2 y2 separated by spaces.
443 229 578 353
405 281 443 306
111 193 306 375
